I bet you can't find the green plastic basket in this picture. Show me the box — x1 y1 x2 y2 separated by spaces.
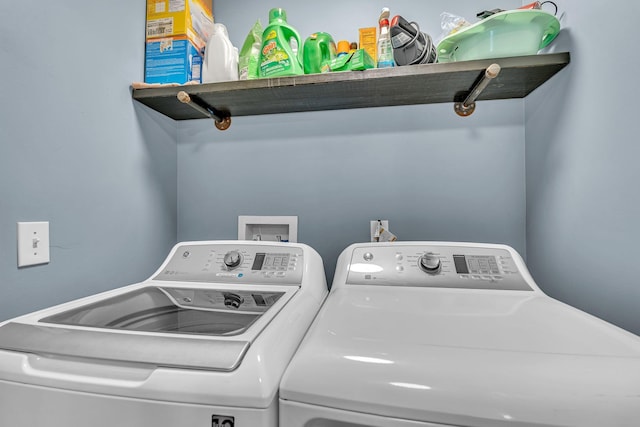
437 9 560 63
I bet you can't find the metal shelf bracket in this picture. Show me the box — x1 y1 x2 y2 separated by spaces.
454 63 501 117
177 91 232 130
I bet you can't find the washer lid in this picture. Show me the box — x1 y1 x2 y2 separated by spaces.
0 286 291 371
280 287 640 426
0 322 249 371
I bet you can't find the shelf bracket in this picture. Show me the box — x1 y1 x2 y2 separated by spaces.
454 63 501 117
177 91 232 130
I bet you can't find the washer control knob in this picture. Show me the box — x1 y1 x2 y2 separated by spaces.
223 251 243 269
419 253 441 274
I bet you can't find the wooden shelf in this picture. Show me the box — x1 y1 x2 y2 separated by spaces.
132 52 569 121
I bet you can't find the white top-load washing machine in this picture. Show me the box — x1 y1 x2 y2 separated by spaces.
280 242 640 427
0 241 327 427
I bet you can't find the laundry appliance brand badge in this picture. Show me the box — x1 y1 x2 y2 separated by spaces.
215 272 244 279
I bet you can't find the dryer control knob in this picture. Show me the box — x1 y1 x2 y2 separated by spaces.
223 251 243 269
419 253 441 274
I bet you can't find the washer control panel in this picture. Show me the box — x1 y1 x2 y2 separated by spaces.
154 244 303 285
346 245 531 291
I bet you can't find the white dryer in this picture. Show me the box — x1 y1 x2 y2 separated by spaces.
0 241 327 427
280 242 640 427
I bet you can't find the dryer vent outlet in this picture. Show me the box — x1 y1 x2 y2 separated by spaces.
370 220 389 242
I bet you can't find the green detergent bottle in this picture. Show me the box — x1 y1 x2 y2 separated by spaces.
259 8 303 78
303 32 336 74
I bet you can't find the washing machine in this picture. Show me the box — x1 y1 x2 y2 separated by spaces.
0 240 327 427
280 242 640 427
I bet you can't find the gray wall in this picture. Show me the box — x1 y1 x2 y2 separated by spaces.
0 1 178 320
178 0 526 281
525 1 640 334
5 1 635 337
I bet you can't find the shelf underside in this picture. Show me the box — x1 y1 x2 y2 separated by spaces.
132 52 570 120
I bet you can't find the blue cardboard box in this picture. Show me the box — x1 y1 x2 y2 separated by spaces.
145 36 203 84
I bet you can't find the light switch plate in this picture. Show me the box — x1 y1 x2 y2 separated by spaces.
17 222 50 267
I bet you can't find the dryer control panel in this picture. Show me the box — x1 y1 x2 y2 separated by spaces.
346 244 531 291
154 243 304 285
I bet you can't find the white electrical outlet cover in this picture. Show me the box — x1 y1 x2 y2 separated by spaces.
17 222 50 267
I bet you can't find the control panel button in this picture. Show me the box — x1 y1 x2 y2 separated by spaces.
363 252 374 261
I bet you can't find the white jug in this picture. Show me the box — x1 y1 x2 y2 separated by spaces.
202 23 239 83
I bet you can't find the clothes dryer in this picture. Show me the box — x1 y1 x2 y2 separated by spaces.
0 241 327 427
280 242 640 427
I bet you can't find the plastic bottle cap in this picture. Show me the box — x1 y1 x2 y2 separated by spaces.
337 40 350 55
269 8 287 23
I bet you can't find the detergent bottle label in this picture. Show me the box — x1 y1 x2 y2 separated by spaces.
260 30 294 77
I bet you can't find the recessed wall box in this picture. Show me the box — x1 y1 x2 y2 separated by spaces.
238 216 298 243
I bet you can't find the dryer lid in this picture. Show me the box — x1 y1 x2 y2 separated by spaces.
280 287 640 426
